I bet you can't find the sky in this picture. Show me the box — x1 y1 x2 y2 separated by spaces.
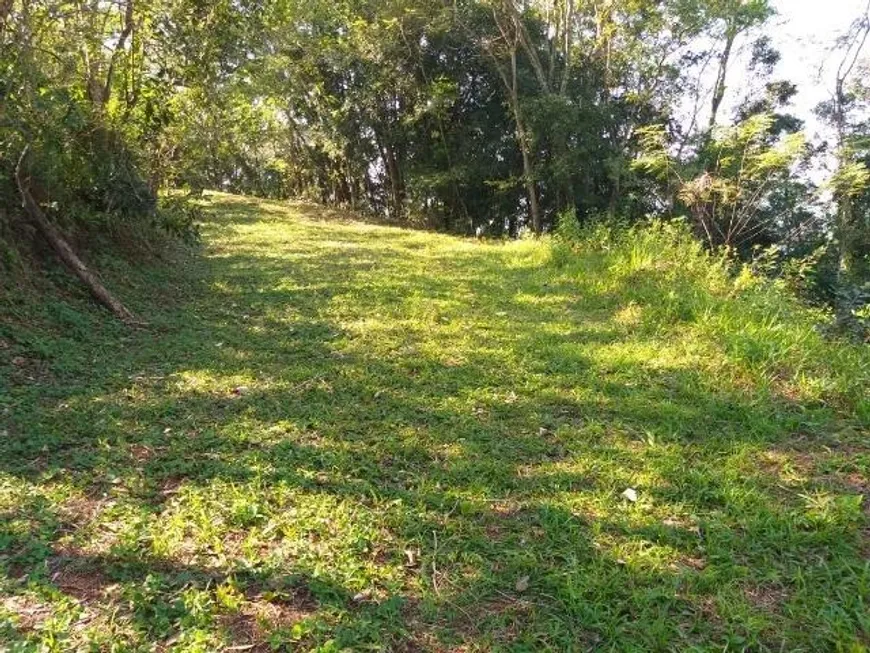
690 0 870 185
750 0 868 138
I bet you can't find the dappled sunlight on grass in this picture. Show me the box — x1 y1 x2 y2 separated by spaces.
1 192 868 650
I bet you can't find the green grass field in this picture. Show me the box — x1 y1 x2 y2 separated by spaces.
1 193 869 651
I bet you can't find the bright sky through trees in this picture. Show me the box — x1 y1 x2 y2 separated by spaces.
769 0 867 135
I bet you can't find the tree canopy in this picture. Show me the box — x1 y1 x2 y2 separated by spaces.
1 0 869 330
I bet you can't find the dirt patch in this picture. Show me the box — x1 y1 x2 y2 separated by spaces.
218 611 274 652
672 555 707 572
843 472 869 495
393 596 477 652
49 545 118 604
59 495 106 528
158 476 184 498
56 496 122 554
481 501 528 541
488 500 525 519
218 530 249 557
6 354 54 385
662 515 701 535
481 501 543 544
220 592 318 649
744 583 789 613
452 594 534 645
2 594 54 633
129 443 155 463
53 567 113 603
757 449 815 483
249 596 315 628
392 635 470 653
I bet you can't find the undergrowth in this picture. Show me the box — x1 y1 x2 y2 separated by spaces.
553 216 868 418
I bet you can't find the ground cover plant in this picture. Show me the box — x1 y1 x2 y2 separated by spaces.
1 194 869 651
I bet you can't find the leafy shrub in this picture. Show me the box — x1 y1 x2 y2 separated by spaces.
555 207 583 244
834 282 870 341
753 243 868 341
78 128 156 218
155 196 203 245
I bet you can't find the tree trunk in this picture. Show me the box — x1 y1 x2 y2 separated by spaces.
709 27 736 129
484 8 543 235
16 148 142 326
376 133 404 221
101 0 135 108
608 165 621 220
385 146 404 219
518 123 541 234
510 49 542 234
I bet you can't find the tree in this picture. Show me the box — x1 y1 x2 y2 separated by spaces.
635 113 805 251
824 0 870 284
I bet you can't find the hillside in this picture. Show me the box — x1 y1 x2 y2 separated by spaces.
1 193 869 651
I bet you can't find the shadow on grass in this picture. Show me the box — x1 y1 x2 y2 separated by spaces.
1 194 868 650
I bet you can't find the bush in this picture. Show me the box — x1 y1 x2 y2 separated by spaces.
753 243 869 342
155 196 203 245
555 207 583 244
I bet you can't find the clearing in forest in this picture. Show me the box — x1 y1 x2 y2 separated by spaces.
1 194 869 651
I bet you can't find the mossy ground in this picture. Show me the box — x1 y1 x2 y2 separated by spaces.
1 193 868 651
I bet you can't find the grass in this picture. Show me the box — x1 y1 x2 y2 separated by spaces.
1 192 869 652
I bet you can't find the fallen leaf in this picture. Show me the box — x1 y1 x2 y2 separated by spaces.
515 575 530 592
621 488 638 502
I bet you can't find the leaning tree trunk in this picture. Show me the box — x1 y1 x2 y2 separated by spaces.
709 26 736 129
15 148 142 326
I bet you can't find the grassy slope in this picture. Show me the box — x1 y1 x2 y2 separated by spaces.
1 193 869 652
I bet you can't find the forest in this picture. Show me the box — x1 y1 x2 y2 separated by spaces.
2 0 870 651
2 0 869 327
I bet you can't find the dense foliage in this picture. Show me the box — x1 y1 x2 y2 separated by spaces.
1 0 869 329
